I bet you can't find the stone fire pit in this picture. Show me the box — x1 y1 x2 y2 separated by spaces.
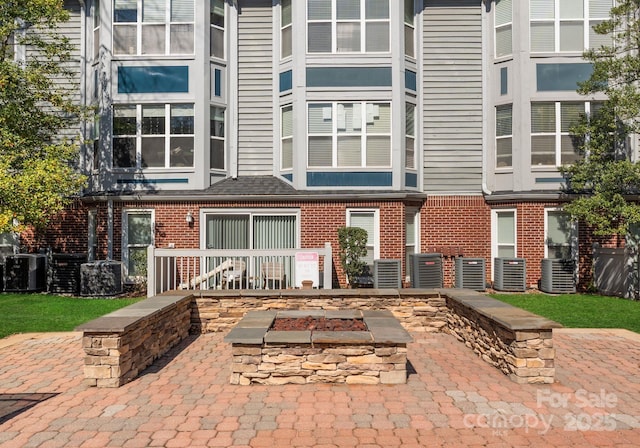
224 310 412 385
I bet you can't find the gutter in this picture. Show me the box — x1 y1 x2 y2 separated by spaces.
81 191 428 204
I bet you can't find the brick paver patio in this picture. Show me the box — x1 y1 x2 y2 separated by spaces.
0 328 639 447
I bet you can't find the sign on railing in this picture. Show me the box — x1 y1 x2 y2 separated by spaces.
147 243 332 297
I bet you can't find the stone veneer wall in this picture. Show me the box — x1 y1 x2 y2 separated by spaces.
192 290 449 334
445 296 557 384
78 295 192 387
232 345 408 386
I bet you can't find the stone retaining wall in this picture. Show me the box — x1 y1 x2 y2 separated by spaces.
444 291 559 384
76 295 192 387
192 290 448 334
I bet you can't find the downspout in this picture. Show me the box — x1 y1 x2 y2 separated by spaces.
481 0 492 197
229 1 239 179
107 199 114 260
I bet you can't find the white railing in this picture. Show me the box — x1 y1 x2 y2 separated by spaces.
146 243 332 297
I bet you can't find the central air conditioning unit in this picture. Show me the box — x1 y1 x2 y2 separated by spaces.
80 261 124 296
410 253 443 289
373 259 402 289
49 253 88 295
455 257 486 291
540 258 576 294
493 257 526 292
4 254 47 292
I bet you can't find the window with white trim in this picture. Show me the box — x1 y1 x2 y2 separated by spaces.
496 104 512 168
122 210 154 278
210 0 225 59
281 105 293 170
308 102 391 168
530 0 612 53
210 106 225 170
493 209 516 259
495 0 512 58
347 209 379 267
531 101 597 166
307 0 390 53
545 209 576 259
404 0 415 58
405 208 419 281
204 211 299 250
93 0 101 60
281 0 292 59
112 103 194 169
405 103 415 169
113 0 194 55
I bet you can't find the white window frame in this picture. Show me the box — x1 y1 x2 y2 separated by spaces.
494 0 512 58
210 105 225 170
405 103 416 169
200 209 301 250
404 0 415 58
405 207 420 283
346 208 380 264
210 0 226 60
122 209 155 280
92 0 101 60
113 0 195 56
281 104 293 170
491 209 517 278
112 103 195 170
530 0 612 53
307 101 392 168
531 101 595 167
306 0 390 54
496 103 513 169
281 0 292 59
544 208 578 260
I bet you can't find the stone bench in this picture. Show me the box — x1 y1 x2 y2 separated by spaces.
443 289 562 384
75 294 192 387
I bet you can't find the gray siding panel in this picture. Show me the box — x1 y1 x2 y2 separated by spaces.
422 0 483 193
237 1 274 176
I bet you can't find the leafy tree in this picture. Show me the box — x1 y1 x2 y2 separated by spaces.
562 0 640 240
0 0 86 233
337 227 368 286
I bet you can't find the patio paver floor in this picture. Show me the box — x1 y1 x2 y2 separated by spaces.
0 328 639 447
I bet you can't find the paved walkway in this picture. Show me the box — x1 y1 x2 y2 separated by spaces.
0 328 639 447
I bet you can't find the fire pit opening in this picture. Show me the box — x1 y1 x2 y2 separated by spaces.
270 316 368 332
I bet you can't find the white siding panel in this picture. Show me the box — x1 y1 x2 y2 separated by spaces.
422 0 483 193
237 0 274 175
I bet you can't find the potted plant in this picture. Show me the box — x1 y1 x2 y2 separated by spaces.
337 226 368 287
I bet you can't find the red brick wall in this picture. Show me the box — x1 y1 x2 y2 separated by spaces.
34 195 610 292
421 196 491 287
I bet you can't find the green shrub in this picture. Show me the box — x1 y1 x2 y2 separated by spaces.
338 227 368 286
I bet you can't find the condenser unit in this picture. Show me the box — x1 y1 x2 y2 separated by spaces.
540 258 576 294
4 254 47 292
493 257 526 292
373 259 402 289
410 253 443 288
455 257 486 291
49 253 87 295
80 261 124 296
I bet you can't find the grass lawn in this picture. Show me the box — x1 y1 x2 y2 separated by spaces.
490 293 640 334
0 293 143 339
